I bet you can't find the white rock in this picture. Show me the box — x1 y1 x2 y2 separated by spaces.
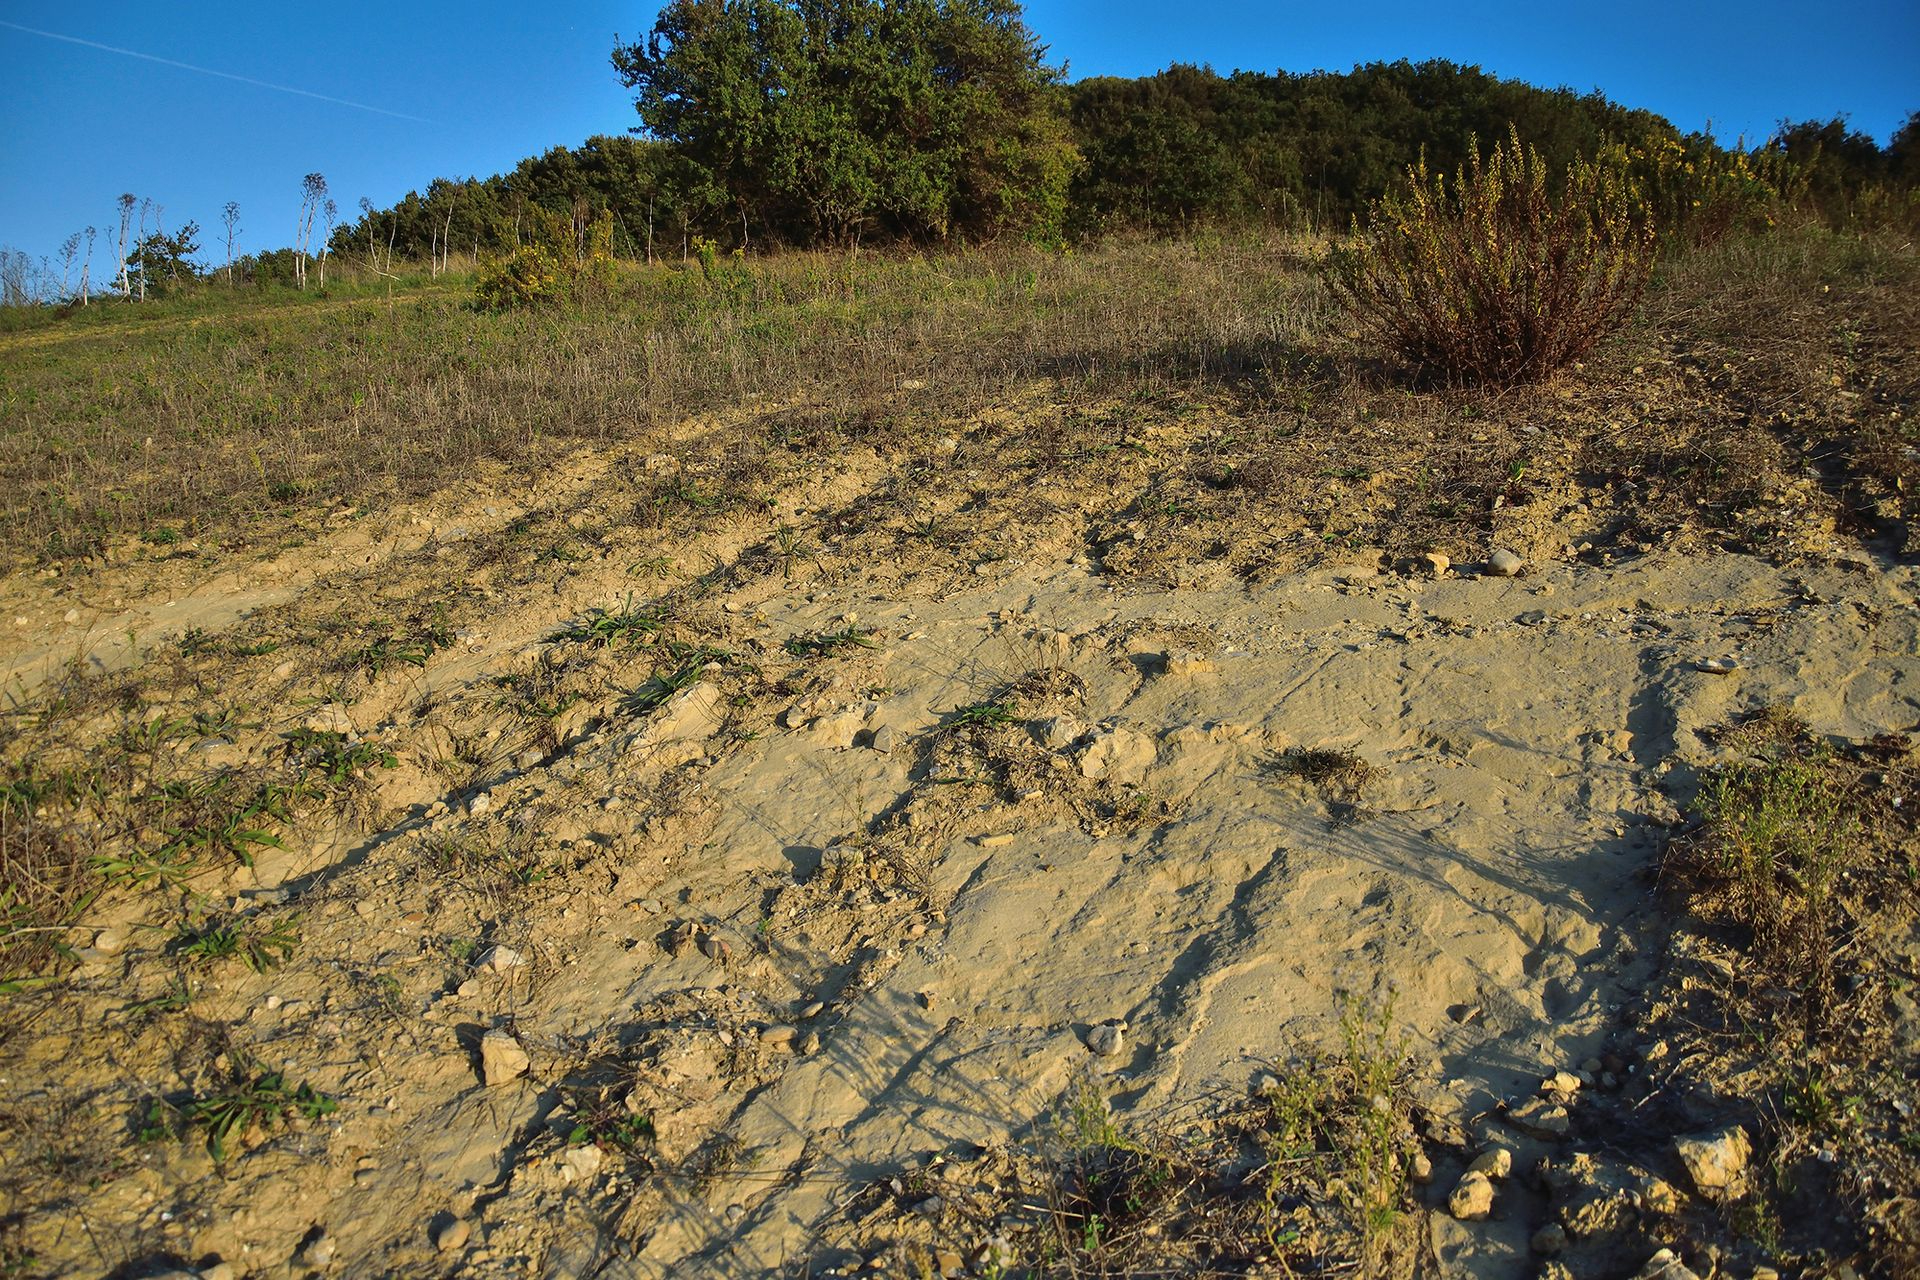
1468 1147 1513 1179
434 1218 471 1252
1447 1171 1494 1220
1420 552 1451 577
479 1030 530 1086
1673 1125 1751 1195
467 791 493 816
1084 1021 1127 1057
561 1144 603 1181
473 945 525 974
1076 726 1156 782
1631 1247 1702 1280
1487 548 1525 577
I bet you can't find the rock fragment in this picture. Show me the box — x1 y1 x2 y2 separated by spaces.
1448 1171 1494 1220
1672 1125 1750 1196
1084 1021 1127 1057
1487 548 1525 577
479 1030 530 1086
434 1219 471 1253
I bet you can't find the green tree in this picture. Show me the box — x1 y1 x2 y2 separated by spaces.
612 0 1077 245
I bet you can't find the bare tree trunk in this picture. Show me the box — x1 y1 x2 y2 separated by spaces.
114 195 134 297
80 227 94 305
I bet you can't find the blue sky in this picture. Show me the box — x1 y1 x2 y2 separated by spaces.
1 1 1915 270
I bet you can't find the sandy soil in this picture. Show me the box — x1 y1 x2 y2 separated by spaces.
3 397 1916 1279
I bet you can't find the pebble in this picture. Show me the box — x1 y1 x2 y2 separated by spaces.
1447 1171 1494 1220
975 1237 1016 1272
474 945 526 973
298 1232 336 1268
761 1024 798 1046
1673 1125 1751 1194
1084 1021 1127 1057
1530 1224 1569 1255
975 833 1016 848
869 725 896 754
1696 657 1739 675
479 1030 530 1086
1487 548 1524 577
1409 1150 1434 1184
1468 1147 1513 1179
699 934 732 964
1631 1248 1701 1280
1507 1096 1571 1139
468 791 494 816
434 1218 471 1252
1541 1070 1582 1095
932 1250 964 1278
801 1001 825 1018
93 928 126 955
1420 552 1451 576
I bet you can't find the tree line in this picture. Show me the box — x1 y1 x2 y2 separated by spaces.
6 0 1915 305
330 0 1917 264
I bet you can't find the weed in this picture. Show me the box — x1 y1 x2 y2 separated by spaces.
784 627 879 658
285 728 399 785
176 1068 338 1161
1273 746 1380 803
1672 744 1857 1017
945 701 1017 731
553 596 668 647
172 914 301 972
1331 126 1657 385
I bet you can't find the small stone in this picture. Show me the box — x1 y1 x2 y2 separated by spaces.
1447 1171 1494 1220
473 945 525 973
912 1195 945 1218
1447 1003 1483 1024
1530 1224 1569 1255
561 1144 603 1181
1631 1248 1701 1280
801 1001 825 1018
201 1264 237 1280
1508 1096 1571 1139
870 725 897 754
974 1237 1016 1272
1468 1147 1513 1179
93 928 126 955
799 1031 821 1054
761 1024 798 1046
479 1030 530 1086
1673 1125 1751 1195
1487 548 1525 577
699 934 732 964
298 1232 336 1268
1084 1021 1127 1057
1518 610 1548 626
932 1250 964 1278
975 833 1016 848
1420 552 1451 577
1696 657 1739 675
468 791 494 815
1541 1071 1582 1095
435 1218 471 1252
1076 725 1156 782
1409 1150 1434 1184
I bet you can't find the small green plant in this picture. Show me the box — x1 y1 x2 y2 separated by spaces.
553 596 667 647
173 914 301 972
1678 745 1857 1016
285 728 399 784
1331 127 1657 385
183 1069 338 1161
946 700 1017 730
784 626 878 658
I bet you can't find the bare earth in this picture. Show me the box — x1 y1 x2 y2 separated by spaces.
3 394 1916 1278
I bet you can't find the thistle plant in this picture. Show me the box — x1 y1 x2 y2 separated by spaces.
1331 126 1657 386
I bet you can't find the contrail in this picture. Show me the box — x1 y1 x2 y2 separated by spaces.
0 19 437 124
